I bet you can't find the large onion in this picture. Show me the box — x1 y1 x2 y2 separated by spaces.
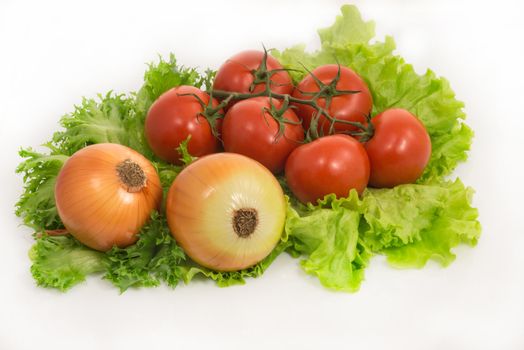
55 143 162 251
166 153 286 271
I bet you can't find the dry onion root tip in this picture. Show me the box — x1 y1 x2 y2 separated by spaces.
232 208 259 238
116 159 148 192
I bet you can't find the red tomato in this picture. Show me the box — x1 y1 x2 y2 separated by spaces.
213 50 293 98
285 135 370 204
292 64 372 135
365 108 431 188
222 97 304 174
145 85 222 164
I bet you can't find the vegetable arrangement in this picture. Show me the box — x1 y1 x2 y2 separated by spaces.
16 5 480 293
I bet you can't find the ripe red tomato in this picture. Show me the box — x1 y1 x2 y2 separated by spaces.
145 85 222 164
222 97 304 174
365 108 431 188
285 135 370 204
292 64 372 135
213 50 293 98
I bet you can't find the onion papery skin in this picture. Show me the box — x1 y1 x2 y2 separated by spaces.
166 153 286 271
55 143 162 251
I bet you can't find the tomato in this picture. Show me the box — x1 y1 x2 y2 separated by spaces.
292 64 372 135
222 97 304 174
365 108 431 188
213 50 293 99
145 85 222 164
285 135 370 204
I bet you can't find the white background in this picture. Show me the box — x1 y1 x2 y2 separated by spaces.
1 0 523 349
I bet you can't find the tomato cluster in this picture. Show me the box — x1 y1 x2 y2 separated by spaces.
144 50 431 204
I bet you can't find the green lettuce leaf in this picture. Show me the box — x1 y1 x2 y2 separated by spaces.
361 185 448 251
104 213 186 292
361 180 481 268
318 4 375 45
52 92 150 156
284 179 480 291
29 213 188 292
382 180 481 267
285 192 372 292
15 147 68 231
29 234 106 291
273 4 473 181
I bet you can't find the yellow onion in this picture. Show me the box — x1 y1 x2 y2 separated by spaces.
166 153 286 271
55 143 162 251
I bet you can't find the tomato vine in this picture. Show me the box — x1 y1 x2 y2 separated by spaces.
208 48 373 142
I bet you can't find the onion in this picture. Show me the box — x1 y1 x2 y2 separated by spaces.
166 153 286 271
55 143 162 251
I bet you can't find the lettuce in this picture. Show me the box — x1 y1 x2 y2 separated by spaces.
52 93 147 156
30 234 106 291
16 5 480 293
285 192 371 292
15 147 69 231
362 185 448 250
382 180 481 268
104 213 186 292
284 180 480 292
